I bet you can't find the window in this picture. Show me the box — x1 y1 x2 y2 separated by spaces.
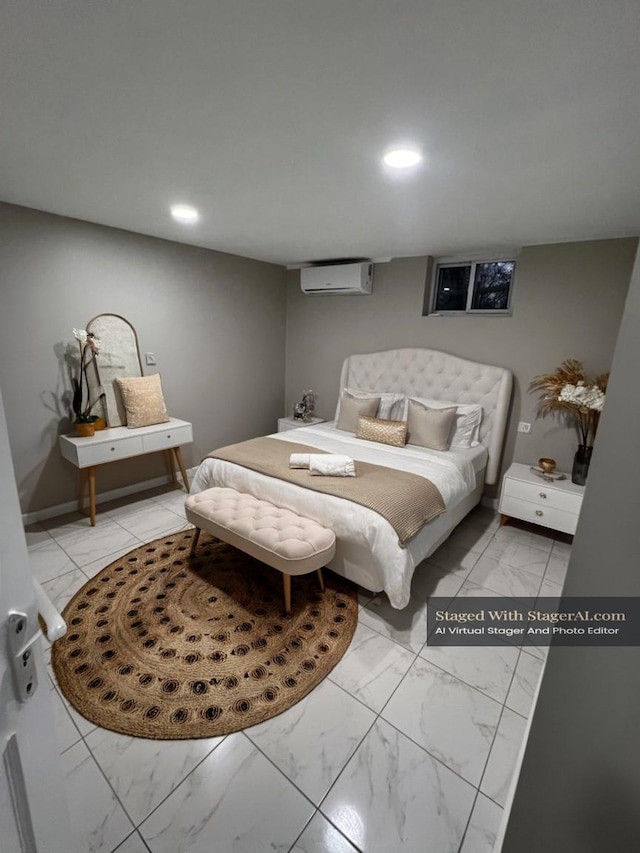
424 257 516 315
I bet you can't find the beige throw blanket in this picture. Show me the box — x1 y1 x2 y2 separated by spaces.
206 437 445 547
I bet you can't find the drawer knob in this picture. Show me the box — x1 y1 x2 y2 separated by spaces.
539 492 547 499
110 447 116 452
535 509 543 517
167 434 171 439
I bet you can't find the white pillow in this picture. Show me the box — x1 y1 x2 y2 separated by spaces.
402 397 482 447
335 388 405 422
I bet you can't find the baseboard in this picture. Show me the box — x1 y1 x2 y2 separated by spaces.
22 473 176 526
481 494 499 511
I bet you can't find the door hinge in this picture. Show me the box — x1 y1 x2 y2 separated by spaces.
7 611 39 702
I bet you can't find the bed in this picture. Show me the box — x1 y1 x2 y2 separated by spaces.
191 348 512 608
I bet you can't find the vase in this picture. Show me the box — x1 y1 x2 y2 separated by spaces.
74 421 96 437
571 444 593 486
93 417 107 431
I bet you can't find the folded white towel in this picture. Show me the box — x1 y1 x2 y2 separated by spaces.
289 453 311 468
309 454 356 477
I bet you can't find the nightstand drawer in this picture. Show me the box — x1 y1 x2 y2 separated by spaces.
142 424 193 452
277 417 324 433
278 420 305 433
503 477 582 514
500 495 579 535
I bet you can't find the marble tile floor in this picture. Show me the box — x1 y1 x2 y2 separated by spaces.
27 488 570 853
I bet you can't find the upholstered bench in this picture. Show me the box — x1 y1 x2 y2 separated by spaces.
184 487 336 614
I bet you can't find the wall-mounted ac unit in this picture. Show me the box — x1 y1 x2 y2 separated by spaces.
300 262 374 295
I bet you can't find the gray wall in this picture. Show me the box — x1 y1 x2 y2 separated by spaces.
2 204 634 518
0 203 287 514
502 245 640 851
285 239 637 492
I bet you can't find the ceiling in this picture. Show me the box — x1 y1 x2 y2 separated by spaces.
1 0 639 266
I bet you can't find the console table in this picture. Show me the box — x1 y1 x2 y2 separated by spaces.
59 418 193 526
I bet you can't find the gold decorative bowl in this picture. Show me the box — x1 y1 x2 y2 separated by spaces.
538 457 556 473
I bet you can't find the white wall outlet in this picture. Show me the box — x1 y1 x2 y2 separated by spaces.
145 352 157 366
518 422 531 433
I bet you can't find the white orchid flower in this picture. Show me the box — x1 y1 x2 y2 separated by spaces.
73 328 88 343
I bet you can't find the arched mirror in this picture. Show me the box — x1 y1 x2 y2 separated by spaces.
86 314 143 427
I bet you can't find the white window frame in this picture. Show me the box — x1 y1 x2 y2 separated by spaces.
425 255 517 316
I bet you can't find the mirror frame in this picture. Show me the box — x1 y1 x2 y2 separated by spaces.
86 313 143 427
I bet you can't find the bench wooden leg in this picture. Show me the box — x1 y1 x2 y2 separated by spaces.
316 568 325 592
190 527 201 557
283 574 292 614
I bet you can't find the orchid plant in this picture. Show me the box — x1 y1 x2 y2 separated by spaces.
71 328 104 422
529 359 608 447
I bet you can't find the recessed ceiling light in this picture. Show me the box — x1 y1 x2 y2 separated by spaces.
383 148 422 168
170 204 199 224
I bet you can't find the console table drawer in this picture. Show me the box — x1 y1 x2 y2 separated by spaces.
500 495 578 535
78 435 145 466
503 476 582 514
142 424 193 453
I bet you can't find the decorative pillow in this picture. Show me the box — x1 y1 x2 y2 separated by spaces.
378 392 406 420
403 397 483 447
115 374 170 429
356 415 408 447
335 388 405 422
406 399 457 451
336 392 381 432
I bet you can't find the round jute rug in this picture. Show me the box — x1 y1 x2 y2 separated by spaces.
52 529 358 739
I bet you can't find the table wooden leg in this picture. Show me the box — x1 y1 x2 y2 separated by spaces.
316 568 325 592
78 469 87 515
165 449 179 487
283 574 292 614
88 466 96 527
500 514 509 527
172 446 190 492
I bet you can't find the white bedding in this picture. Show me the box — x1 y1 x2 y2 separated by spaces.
191 423 488 609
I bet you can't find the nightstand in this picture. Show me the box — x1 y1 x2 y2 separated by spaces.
498 462 584 535
277 416 324 433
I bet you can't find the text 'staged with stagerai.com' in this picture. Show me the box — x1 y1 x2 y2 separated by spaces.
427 598 640 646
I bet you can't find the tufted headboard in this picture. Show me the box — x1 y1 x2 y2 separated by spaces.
338 348 513 484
